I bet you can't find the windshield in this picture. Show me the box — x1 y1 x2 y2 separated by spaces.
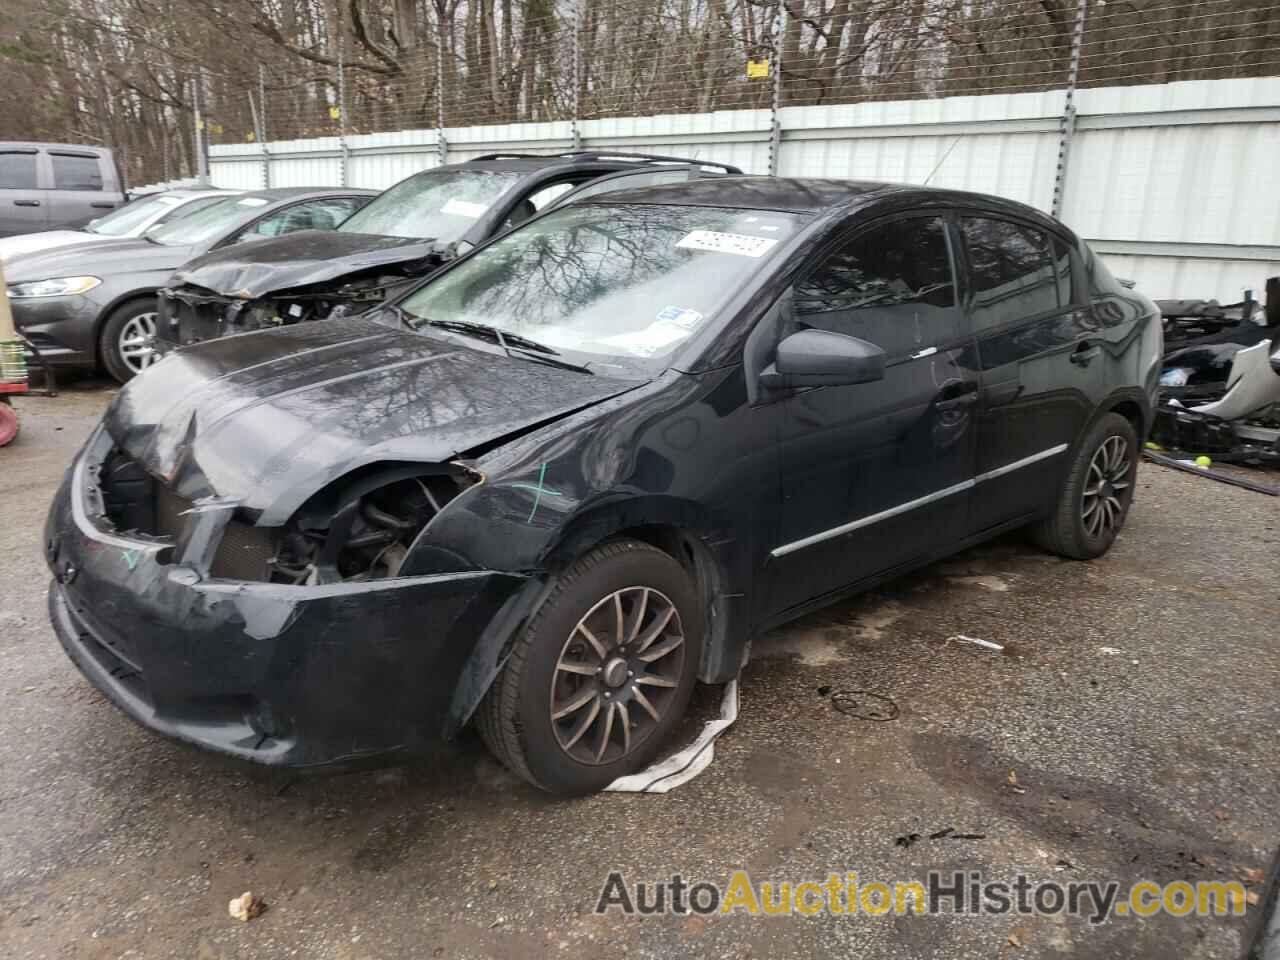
400 203 805 376
87 193 183 236
339 169 521 241
148 195 270 246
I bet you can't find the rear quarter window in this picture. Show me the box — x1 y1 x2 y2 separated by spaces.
50 153 104 191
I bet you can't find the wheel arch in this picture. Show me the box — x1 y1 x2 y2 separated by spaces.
93 287 162 368
1093 388 1152 443
539 501 744 686
444 498 747 736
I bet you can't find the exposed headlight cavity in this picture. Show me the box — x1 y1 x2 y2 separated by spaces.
270 468 480 584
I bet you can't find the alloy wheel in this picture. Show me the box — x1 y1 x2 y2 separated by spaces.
1082 434 1131 538
118 312 159 375
549 586 686 766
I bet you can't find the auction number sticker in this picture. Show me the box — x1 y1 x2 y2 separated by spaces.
676 230 778 258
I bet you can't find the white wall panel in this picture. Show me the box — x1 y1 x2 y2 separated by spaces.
186 77 1280 301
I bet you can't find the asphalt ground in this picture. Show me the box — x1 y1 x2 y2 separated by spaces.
1 381 1276 959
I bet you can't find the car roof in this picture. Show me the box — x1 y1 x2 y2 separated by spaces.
238 187 379 202
444 151 742 176
586 176 1071 234
0 141 116 156
160 188 242 199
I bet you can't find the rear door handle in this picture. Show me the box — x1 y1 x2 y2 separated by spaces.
1071 341 1101 366
935 391 979 412
13 199 40 207
90 201 116 209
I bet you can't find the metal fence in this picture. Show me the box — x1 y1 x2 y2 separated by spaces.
121 0 1280 301
187 0 1278 172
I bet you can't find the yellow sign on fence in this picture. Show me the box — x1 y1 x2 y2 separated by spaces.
746 59 770 79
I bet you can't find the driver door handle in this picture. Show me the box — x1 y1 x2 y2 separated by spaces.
13 199 40 207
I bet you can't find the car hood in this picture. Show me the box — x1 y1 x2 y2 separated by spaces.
4 236 197 282
167 231 438 298
104 316 643 525
0 230 96 261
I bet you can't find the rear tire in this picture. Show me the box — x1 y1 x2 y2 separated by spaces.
1030 412 1138 560
477 540 703 795
100 298 161 384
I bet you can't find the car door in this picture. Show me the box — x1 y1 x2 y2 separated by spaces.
0 147 48 236
959 216 1101 532
766 214 980 615
46 150 119 228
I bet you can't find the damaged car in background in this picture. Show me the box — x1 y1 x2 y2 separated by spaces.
1152 276 1280 464
4 188 374 382
153 152 739 350
47 177 1159 795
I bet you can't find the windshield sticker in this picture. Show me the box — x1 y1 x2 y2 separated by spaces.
599 319 693 357
677 230 778 258
236 197 270 207
442 198 488 219
655 306 703 330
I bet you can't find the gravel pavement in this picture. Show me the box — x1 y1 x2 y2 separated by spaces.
1 382 1276 959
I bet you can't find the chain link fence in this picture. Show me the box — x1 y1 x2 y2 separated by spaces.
171 0 1276 183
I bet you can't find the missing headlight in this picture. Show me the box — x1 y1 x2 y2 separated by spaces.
270 469 477 584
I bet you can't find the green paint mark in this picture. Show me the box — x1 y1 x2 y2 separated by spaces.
524 462 551 523
121 549 140 571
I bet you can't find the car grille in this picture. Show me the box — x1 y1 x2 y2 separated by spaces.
100 448 277 581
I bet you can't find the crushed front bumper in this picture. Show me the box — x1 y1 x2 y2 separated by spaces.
45 431 525 768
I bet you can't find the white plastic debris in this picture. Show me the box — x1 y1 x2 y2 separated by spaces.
948 634 1003 651
605 680 738 794
228 891 265 922
1099 646 1122 655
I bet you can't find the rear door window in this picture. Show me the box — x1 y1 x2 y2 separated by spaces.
0 151 38 189
960 218 1059 331
50 153 104 191
791 215 960 359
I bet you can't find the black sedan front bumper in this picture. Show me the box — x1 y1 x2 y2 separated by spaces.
45 432 526 769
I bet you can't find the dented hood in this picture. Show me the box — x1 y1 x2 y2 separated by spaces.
167 230 442 299
104 317 642 525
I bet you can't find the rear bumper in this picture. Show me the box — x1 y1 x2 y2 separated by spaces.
45 434 526 768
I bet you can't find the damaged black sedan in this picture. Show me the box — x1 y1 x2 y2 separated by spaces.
46 178 1159 794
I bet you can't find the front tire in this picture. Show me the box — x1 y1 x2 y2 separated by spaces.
478 540 703 795
1031 412 1138 560
100 299 161 384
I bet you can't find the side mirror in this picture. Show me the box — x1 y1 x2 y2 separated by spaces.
760 329 886 389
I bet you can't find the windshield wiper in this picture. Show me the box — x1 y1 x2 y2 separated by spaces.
423 318 560 354
415 317 594 375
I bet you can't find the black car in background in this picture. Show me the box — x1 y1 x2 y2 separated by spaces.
5 188 374 382
155 152 739 347
45 178 1160 795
